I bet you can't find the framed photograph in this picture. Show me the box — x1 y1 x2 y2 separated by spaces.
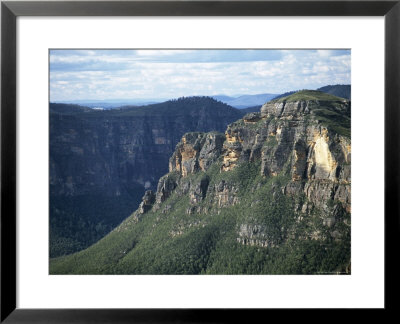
1 0 399 322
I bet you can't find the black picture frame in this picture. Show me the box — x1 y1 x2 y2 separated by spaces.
1 0 399 322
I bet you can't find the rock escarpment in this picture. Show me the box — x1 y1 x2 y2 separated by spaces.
169 132 225 177
134 90 351 253
49 97 244 257
222 94 351 214
51 90 351 275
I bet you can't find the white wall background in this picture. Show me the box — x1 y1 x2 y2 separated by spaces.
17 16 384 308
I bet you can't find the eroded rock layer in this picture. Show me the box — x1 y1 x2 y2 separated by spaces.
50 91 351 275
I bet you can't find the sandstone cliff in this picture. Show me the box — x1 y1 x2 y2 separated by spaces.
133 91 351 247
50 90 351 274
49 97 244 257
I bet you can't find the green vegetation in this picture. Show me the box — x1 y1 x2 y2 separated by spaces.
270 85 351 102
313 107 351 138
49 96 244 258
52 96 243 119
270 90 351 138
265 134 278 147
49 103 92 114
49 91 351 275
273 90 346 103
50 160 350 275
240 105 262 114
50 187 143 257
317 84 351 100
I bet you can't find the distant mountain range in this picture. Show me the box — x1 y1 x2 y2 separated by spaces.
317 84 351 100
211 93 279 108
219 85 350 113
53 94 279 110
53 99 168 109
53 85 350 110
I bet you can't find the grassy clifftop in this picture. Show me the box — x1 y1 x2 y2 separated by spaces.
273 90 346 103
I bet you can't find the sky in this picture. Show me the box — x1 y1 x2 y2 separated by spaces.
49 49 351 102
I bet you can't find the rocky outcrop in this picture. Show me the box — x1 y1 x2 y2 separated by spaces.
50 91 352 275
237 224 270 247
50 100 241 198
219 96 351 214
260 96 349 119
154 174 178 206
243 112 262 123
143 129 240 214
169 132 225 176
214 180 239 208
189 176 210 205
138 190 156 214
128 91 351 250
50 97 243 257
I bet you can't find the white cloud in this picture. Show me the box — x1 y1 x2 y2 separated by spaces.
50 49 351 101
135 50 195 56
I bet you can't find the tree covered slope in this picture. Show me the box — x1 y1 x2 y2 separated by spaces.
50 90 351 274
49 97 244 257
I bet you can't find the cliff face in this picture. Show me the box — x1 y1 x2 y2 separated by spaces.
139 93 351 243
50 98 243 196
225 97 351 213
50 91 351 275
49 97 243 257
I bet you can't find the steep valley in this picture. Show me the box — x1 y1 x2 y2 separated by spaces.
50 90 351 274
50 97 244 257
